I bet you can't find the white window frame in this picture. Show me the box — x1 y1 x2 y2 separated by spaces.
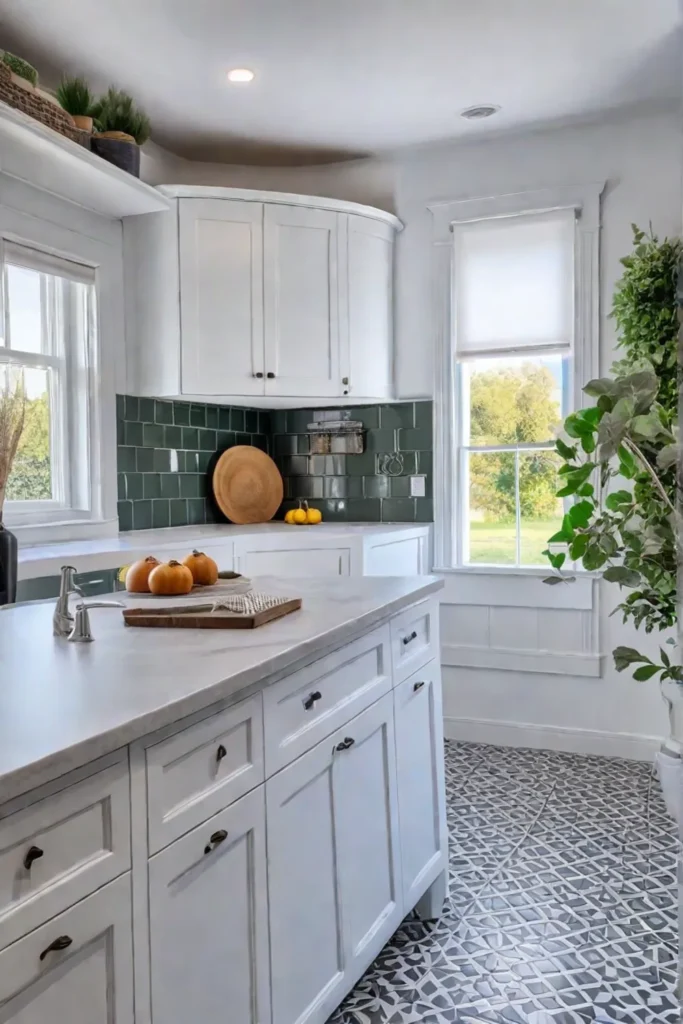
429 183 604 575
0 183 120 545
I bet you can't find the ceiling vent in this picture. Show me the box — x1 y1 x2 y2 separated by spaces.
460 104 500 120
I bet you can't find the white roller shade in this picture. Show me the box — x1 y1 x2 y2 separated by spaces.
3 240 97 285
453 209 575 357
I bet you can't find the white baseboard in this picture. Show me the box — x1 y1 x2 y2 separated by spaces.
443 715 662 762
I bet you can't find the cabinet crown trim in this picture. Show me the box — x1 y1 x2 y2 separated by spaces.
156 185 403 231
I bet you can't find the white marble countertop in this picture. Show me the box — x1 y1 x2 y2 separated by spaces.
0 574 442 802
18 523 431 580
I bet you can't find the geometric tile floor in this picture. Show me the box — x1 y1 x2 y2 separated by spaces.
328 741 680 1024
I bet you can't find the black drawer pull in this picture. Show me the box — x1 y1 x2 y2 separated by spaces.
204 829 228 855
24 845 44 871
303 690 322 711
216 744 227 763
402 630 418 646
266 371 276 379
413 680 425 693
39 935 72 961
335 736 355 752
254 372 264 378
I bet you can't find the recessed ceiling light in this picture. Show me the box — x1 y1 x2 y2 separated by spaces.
227 68 255 83
460 104 500 120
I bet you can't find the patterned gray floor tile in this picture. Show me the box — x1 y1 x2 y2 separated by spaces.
326 741 680 1024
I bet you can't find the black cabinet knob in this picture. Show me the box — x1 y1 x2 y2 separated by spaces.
24 845 44 870
402 630 418 646
413 680 425 693
266 372 276 379
303 690 322 711
204 829 228 854
216 744 227 763
40 935 72 961
254 372 264 379
335 736 355 752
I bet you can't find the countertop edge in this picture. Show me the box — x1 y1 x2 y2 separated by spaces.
1 577 443 804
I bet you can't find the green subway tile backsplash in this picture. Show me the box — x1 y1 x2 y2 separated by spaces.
273 402 433 524
116 396 432 530
116 395 270 531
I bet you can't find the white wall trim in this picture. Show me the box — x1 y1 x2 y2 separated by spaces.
438 570 595 609
442 643 603 678
443 715 661 762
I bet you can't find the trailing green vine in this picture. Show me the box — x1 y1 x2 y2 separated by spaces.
545 226 681 687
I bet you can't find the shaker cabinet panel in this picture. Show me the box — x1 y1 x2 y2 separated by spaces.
0 873 133 1024
235 542 351 579
149 786 270 1024
263 204 341 397
346 215 394 399
179 198 264 396
395 660 447 909
334 692 403 976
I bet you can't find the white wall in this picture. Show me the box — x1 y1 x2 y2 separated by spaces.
140 110 682 758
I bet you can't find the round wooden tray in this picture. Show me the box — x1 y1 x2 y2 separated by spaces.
212 446 283 524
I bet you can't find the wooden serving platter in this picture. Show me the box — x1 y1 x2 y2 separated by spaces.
123 598 302 630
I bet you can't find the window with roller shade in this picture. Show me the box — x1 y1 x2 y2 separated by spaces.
452 210 574 567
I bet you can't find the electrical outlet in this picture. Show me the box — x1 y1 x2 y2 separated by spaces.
410 476 426 497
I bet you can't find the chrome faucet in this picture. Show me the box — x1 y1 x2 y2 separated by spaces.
68 600 125 643
53 566 84 637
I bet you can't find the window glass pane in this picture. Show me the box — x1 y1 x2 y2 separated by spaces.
5 367 53 501
6 265 43 354
454 209 574 354
465 451 516 565
464 354 565 446
519 450 563 566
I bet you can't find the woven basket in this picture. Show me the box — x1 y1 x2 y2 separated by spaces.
0 62 90 148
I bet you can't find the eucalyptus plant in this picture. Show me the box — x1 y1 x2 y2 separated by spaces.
544 226 681 688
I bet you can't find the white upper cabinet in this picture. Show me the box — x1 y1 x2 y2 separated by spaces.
264 204 340 397
179 199 264 397
124 187 401 404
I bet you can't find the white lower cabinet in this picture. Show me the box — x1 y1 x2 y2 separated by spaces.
394 661 448 909
0 873 133 1024
267 692 401 1024
235 542 351 578
148 787 270 1024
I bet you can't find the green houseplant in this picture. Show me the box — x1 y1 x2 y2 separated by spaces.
545 226 681 697
90 87 150 177
1 51 38 88
56 75 96 132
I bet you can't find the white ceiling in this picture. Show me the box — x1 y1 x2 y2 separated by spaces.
0 0 680 165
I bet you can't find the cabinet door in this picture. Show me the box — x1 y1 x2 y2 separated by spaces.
179 198 264 396
266 737 345 1024
394 660 447 909
0 873 133 1024
236 543 351 577
263 204 341 397
149 786 270 1024
344 215 394 399
334 692 403 979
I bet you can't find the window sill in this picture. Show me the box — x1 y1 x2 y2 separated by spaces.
5 516 119 548
432 564 600 580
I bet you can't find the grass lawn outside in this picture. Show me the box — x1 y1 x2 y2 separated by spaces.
468 518 561 566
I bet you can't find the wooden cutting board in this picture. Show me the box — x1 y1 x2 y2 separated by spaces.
123 598 302 630
212 445 283 524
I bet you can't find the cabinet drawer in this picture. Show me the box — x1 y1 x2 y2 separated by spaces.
263 625 391 775
391 599 438 683
146 694 264 854
0 872 133 1022
0 756 131 952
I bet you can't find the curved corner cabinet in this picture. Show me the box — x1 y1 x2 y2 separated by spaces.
124 187 402 404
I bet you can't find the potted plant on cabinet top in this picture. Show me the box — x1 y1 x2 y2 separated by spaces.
90 87 150 177
56 75 96 132
1 51 38 91
0 368 26 607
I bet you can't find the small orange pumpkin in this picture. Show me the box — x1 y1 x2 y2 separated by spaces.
182 549 218 586
148 560 194 596
125 555 160 593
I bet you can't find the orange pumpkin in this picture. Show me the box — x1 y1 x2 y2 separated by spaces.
182 549 218 586
148 560 194 596
125 555 160 593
